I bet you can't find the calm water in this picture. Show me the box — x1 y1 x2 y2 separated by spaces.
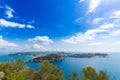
0 53 120 80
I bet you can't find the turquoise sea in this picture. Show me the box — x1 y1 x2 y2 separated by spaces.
0 53 120 80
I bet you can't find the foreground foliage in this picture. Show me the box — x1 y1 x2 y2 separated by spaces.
0 59 110 80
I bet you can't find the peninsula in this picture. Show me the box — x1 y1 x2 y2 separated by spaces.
28 53 64 62
8 52 109 62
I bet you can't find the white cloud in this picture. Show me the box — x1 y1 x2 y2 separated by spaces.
93 18 104 24
110 10 120 19
110 30 120 37
62 37 77 44
26 25 35 28
88 42 103 46
0 19 34 29
32 44 43 49
78 0 101 13
5 6 14 18
0 19 25 28
62 33 95 44
85 29 107 35
62 28 108 44
6 11 14 18
28 36 53 44
79 0 85 3
92 10 120 39
100 23 114 29
88 0 101 13
0 36 17 48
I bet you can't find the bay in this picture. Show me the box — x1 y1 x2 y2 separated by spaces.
0 53 120 80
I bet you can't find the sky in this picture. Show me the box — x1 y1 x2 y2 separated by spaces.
0 0 120 53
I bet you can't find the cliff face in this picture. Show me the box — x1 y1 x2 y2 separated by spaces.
28 54 64 62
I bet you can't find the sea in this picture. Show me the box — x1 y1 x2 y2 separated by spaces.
0 53 120 80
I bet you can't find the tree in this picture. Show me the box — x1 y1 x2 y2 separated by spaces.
23 68 36 80
13 58 24 72
82 66 110 80
6 72 25 80
99 70 110 80
69 71 79 80
82 66 99 80
37 60 64 80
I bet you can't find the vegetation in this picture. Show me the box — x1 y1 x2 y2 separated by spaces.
0 59 110 80
69 71 79 80
82 67 110 80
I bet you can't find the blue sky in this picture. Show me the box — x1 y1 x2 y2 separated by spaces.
0 0 120 52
